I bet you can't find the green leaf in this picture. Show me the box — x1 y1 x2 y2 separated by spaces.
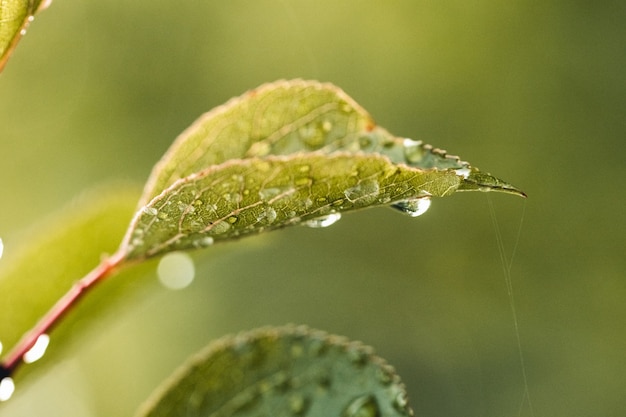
126 80 524 260
122 153 461 260
0 0 49 72
139 80 523 207
135 325 413 417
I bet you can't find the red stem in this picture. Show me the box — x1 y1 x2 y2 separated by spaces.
0 250 126 377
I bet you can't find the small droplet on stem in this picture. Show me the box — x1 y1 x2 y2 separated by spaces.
0 377 15 402
23 334 50 364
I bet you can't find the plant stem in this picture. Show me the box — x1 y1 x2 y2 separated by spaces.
0 250 126 377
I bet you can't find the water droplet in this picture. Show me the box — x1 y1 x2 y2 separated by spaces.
454 167 471 179
194 236 214 248
249 141 271 156
375 368 392 385
0 377 15 402
303 212 342 228
402 138 426 164
142 207 158 216
344 179 380 204
0 237 4 260
211 220 231 234
40 0 54 11
392 391 409 412
157 252 195 290
390 197 431 217
342 395 380 417
23 334 50 364
0 340 3 355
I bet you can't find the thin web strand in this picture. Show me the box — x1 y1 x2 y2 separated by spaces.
487 195 534 417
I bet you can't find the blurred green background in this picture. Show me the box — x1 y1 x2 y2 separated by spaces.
1 1 625 416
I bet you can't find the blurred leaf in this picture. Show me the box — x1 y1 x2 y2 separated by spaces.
122 153 461 260
0 185 138 360
0 0 50 72
135 325 412 417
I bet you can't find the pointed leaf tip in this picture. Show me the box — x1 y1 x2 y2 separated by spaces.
457 167 526 198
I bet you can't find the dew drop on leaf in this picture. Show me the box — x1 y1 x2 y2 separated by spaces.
401 138 426 165
0 377 15 402
341 395 381 417
157 252 195 290
303 212 342 228
390 197 432 217
392 391 409 412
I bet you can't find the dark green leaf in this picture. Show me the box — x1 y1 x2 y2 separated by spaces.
135 325 413 417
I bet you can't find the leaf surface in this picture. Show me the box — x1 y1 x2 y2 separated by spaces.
126 80 524 261
136 325 413 417
139 80 523 207
123 153 461 260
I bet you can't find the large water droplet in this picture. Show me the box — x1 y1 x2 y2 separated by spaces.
390 197 431 217
342 395 381 417
303 212 342 228
157 252 195 290
23 334 50 364
0 377 15 402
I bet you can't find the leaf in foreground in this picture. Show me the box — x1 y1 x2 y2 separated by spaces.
139 80 524 206
136 325 412 417
122 153 461 260
125 80 525 261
